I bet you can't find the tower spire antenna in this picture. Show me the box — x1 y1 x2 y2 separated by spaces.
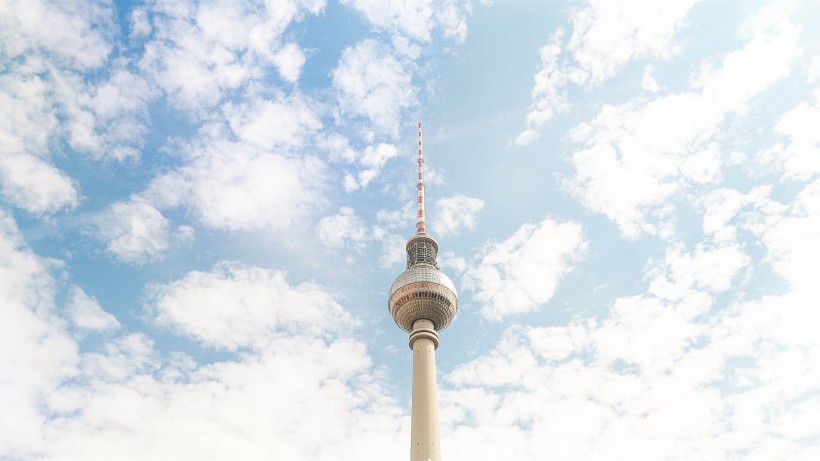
416 121 426 235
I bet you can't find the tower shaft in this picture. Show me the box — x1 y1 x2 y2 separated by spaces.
410 319 441 461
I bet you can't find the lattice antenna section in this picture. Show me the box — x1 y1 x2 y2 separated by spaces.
416 121 426 235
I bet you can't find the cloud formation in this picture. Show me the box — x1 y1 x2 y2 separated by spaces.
341 0 470 44
1 228 405 459
515 0 700 145
149 262 356 351
95 200 170 264
143 117 325 232
564 17 801 238
433 194 484 236
333 39 417 138
463 218 586 320
66 286 121 332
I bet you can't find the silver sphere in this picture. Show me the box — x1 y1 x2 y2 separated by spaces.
388 264 458 333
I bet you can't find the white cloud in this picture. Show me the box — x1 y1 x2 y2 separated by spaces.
272 42 307 83
0 58 151 170
95 200 170 264
173 224 196 246
79 332 158 382
0 62 78 214
567 0 697 84
372 202 418 268
73 66 154 161
0 152 78 215
692 19 801 114
332 39 416 137
341 0 470 44
318 207 368 248
0 226 406 459
433 194 484 235
42 333 405 460
346 143 400 190
379 233 408 268
142 122 325 232
321 133 358 163
564 18 801 239
647 243 749 301
0 0 113 70
66 286 120 332
148 262 357 351
440 168 820 459
376 202 415 232
137 92 325 233
441 230 820 460
515 0 699 144
0 209 78 459
741 178 820 292
436 0 470 43
342 0 433 42
463 218 586 320
759 101 820 181
224 96 322 151
136 0 323 111
0 70 57 157
642 64 660 92
514 30 567 146
0 2 154 214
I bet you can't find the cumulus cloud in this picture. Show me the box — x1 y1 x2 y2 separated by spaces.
318 207 368 248
515 0 700 145
344 143 400 191
272 42 307 83
737 178 820 292
463 218 586 320
341 0 470 44
223 96 322 151
379 233 408 269
0 209 78 459
759 100 820 181
142 118 325 231
0 1 155 214
342 0 434 42
564 18 802 239
135 0 323 111
440 171 820 459
148 262 357 351
513 30 566 146
0 153 78 215
1 226 406 459
321 133 358 164
0 0 114 70
66 286 120 332
42 333 405 460
332 39 417 137
433 194 484 235
148 151 324 232
95 200 170 264
439 239 818 460
72 66 154 161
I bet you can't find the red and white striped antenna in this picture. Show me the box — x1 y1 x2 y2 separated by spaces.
416 121 426 234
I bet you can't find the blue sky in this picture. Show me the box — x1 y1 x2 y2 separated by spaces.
2 0 820 459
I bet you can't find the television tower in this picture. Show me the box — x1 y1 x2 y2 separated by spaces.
388 122 458 461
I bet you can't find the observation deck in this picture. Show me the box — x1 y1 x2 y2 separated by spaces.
388 233 458 333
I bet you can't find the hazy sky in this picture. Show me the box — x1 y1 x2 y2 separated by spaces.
2 0 820 459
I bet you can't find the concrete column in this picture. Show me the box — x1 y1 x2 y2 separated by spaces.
409 319 441 461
